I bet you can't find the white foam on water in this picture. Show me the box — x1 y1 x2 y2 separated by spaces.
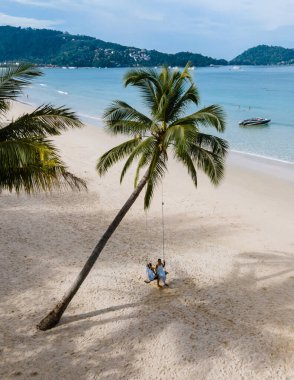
231 149 294 165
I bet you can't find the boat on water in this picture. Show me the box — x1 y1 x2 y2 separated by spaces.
239 118 271 126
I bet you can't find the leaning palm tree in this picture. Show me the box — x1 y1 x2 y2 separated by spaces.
38 63 229 330
0 63 86 193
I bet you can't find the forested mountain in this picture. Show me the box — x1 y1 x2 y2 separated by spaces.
2 26 293 68
0 26 227 67
231 45 294 65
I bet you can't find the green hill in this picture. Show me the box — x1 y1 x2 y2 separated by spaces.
0 26 227 68
230 45 294 65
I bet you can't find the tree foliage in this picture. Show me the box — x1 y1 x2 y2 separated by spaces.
97 64 228 209
0 26 227 68
231 45 294 65
0 63 86 194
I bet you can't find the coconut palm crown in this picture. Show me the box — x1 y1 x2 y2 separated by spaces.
97 63 228 208
0 63 86 194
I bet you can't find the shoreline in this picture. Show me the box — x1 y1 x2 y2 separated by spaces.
229 150 294 183
16 99 294 170
231 149 294 166
15 64 294 69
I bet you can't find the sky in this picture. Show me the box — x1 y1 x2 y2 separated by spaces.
1 0 294 59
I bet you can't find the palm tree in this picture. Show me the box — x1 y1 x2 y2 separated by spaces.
0 63 86 193
38 64 229 330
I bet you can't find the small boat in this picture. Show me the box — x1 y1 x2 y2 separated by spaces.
239 118 271 126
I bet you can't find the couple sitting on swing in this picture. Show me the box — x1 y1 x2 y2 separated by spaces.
145 258 168 287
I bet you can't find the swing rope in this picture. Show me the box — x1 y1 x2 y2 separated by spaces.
144 182 166 262
144 182 168 284
161 182 165 262
145 209 148 230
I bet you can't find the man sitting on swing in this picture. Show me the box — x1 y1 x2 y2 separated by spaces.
156 258 168 287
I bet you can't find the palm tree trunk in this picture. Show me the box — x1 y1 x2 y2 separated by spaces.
37 171 149 331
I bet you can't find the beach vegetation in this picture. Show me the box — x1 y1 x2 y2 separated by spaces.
0 63 86 194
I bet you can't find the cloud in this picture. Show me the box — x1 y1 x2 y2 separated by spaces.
161 0 294 30
7 0 294 30
8 0 65 7
132 10 163 22
8 0 113 9
0 12 61 28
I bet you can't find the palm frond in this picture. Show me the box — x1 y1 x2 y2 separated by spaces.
0 163 86 194
0 64 86 195
164 123 195 150
144 150 167 209
124 68 162 95
189 144 226 185
0 63 42 111
103 100 153 136
170 105 226 132
168 124 227 186
167 84 200 122
120 136 155 183
0 100 10 115
124 69 161 113
174 147 198 187
195 132 229 156
0 139 47 169
164 63 198 121
0 104 83 140
96 137 141 176
0 137 86 194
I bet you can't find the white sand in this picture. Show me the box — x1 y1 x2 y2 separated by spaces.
1 102 294 380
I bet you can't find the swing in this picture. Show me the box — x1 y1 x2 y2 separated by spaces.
144 183 168 284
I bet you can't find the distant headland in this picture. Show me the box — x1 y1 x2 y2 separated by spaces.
0 26 293 67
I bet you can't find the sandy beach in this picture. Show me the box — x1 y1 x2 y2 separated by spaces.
1 102 294 380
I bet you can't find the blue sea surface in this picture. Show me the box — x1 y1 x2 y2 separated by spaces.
24 66 294 163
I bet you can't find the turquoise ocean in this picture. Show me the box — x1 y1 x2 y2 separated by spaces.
23 66 294 163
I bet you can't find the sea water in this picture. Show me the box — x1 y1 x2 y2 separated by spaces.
24 66 294 163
